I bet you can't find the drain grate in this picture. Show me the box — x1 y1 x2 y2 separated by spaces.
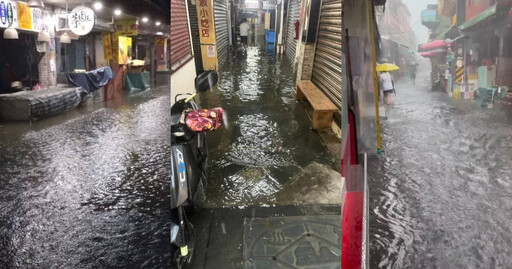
243 215 341 269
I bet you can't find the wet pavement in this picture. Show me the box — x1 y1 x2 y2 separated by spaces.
0 87 171 268
198 47 340 207
369 73 512 268
189 47 341 268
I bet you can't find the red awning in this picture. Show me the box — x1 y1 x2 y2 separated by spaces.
420 48 447 57
419 40 448 51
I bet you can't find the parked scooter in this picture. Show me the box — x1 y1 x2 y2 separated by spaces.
171 71 222 268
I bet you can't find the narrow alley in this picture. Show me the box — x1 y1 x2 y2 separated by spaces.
187 47 343 268
0 87 171 268
369 72 512 268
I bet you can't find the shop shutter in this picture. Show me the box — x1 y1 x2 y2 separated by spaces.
188 0 203 74
311 0 342 109
214 0 229 62
171 0 193 72
285 0 300 65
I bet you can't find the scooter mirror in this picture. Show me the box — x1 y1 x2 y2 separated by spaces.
195 71 219 92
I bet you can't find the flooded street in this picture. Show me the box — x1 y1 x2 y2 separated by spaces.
199 47 339 208
189 47 342 268
0 87 171 268
369 73 512 268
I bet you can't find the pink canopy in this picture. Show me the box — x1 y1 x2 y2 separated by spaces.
419 40 448 51
420 49 447 57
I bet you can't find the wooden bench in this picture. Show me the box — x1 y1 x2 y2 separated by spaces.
296 80 337 130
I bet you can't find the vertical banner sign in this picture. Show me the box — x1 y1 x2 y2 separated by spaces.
196 0 218 70
17 2 32 30
155 36 169 71
118 36 132 65
0 0 18 28
0 1 7 27
112 34 119 64
102 32 113 61
32 8 43 31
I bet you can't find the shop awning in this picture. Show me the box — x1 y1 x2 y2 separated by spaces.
419 40 448 51
436 24 460 40
420 49 447 58
459 4 497 31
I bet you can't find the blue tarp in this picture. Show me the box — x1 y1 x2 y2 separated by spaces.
66 67 113 95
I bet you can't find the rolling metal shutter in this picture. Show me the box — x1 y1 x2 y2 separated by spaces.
171 0 193 72
285 0 300 64
188 0 203 74
311 0 342 109
214 0 229 62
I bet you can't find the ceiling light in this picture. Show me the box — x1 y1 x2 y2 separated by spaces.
60 32 71 44
142 17 149 23
155 21 161 26
156 32 163 35
28 0 44 8
37 31 51 42
3 27 19 39
114 9 122 16
93 2 103 10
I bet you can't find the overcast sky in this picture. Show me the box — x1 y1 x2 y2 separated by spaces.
402 0 437 45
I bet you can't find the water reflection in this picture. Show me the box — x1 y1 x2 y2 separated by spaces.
199 48 338 208
0 88 170 268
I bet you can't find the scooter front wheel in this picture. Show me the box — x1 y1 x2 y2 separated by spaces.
172 222 196 269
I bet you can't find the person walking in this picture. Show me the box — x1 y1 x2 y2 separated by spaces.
379 71 395 105
409 63 417 84
240 19 250 49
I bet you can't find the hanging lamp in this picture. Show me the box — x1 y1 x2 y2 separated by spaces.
28 0 44 8
60 0 71 44
38 31 50 42
60 32 71 43
3 27 19 39
36 2 50 42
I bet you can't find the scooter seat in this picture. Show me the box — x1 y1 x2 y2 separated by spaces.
185 108 224 132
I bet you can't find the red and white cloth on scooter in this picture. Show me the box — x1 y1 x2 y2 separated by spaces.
185 108 224 132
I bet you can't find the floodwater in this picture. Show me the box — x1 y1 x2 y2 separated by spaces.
369 72 512 268
197 47 339 208
0 87 171 268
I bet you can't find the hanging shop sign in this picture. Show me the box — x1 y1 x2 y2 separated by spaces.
245 0 260 9
68 6 94 36
0 1 7 27
32 7 43 31
118 36 132 65
197 0 216 44
17 1 32 30
102 32 113 61
262 1 276 9
0 0 17 28
43 11 53 34
115 19 138 36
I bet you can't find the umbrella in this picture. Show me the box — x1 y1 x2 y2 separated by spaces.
377 63 400 72
242 13 258 19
